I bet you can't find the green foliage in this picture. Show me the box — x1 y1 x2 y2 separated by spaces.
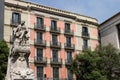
95 44 120 80
0 40 9 80
69 44 120 80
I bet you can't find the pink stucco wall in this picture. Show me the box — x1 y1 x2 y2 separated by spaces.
59 35 65 44
44 32 51 42
30 46 35 58
71 23 76 32
30 15 36 25
58 21 64 30
72 37 76 45
92 28 98 36
73 51 77 58
30 29 35 40
92 40 99 49
30 63 36 76
45 65 52 78
45 48 51 59
44 17 51 27
60 49 66 60
60 66 67 78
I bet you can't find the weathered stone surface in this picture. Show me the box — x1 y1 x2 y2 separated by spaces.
6 21 34 80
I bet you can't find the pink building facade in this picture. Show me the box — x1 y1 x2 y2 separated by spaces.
4 0 99 80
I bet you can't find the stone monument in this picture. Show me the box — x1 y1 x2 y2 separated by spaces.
6 21 34 80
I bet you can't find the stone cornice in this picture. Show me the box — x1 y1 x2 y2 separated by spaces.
5 1 98 26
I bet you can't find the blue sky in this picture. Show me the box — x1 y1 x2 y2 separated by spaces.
29 0 120 23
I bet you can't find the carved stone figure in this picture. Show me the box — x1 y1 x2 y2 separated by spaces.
6 21 34 80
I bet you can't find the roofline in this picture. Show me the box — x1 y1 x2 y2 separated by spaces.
5 0 98 26
100 12 120 26
18 0 98 21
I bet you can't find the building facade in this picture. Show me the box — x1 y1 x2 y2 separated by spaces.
4 0 98 79
99 12 120 49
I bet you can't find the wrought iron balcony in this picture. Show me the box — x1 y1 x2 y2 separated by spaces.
65 59 72 66
50 27 60 34
50 41 61 49
64 29 74 36
64 43 75 50
34 57 47 64
34 39 46 47
10 19 21 26
50 58 62 65
82 32 90 38
34 24 46 31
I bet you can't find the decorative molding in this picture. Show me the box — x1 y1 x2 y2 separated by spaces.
5 2 98 26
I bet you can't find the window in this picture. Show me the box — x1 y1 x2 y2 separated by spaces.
37 66 43 80
37 48 43 61
52 50 58 62
12 12 21 24
37 17 44 28
37 32 43 42
66 36 71 46
65 23 70 32
53 67 59 80
52 34 58 45
82 27 88 33
67 69 73 80
67 51 72 62
51 20 57 30
83 39 88 48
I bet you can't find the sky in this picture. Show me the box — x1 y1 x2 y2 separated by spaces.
29 0 120 23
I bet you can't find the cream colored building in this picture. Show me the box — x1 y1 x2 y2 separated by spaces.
3 0 98 79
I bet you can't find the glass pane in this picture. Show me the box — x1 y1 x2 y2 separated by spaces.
53 67 59 79
66 37 71 46
37 17 43 27
12 13 20 24
52 50 58 62
37 48 43 60
82 27 88 32
83 39 88 47
51 20 57 30
67 51 72 62
65 23 70 31
52 35 57 44
37 32 42 41
37 66 43 80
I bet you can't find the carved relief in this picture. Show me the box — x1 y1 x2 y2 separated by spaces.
6 21 34 80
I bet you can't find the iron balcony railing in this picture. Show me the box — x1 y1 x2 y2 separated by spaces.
34 56 47 64
64 29 74 36
64 43 75 50
82 32 90 38
34 24 46 31
34 39 46 47
50 58 62 65
50 41 61 48
50 27 60 34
